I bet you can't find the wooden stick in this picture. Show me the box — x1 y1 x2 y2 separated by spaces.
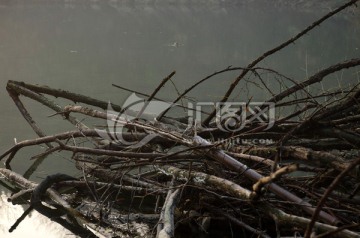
136 71 175 119
304 156 360 237
157 184 180 238
202 0 359 126
193 136 339 225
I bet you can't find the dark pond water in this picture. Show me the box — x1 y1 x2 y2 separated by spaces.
0 1 359 237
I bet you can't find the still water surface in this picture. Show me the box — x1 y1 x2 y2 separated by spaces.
0 1 359 237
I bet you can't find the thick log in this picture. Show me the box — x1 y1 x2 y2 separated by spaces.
193 136 339 225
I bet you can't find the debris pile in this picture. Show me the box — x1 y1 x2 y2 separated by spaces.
1 1 360 237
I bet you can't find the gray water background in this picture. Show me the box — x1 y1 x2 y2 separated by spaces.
0 1 359 182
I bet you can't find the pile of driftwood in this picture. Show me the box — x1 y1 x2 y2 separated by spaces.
1 1 360 237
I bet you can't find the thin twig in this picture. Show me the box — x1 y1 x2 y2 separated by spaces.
202 0 359 125
304 156 360 237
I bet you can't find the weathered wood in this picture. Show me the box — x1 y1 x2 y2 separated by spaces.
2 1 360 236
193 136 339 225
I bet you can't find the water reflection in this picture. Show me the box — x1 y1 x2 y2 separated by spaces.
0 192 75 238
